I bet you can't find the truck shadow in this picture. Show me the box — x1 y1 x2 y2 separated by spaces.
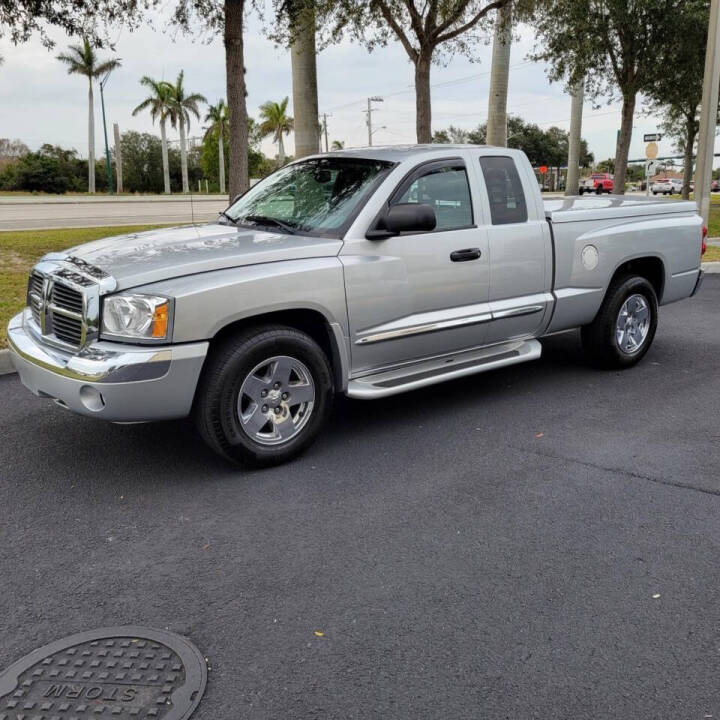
2 330 593 481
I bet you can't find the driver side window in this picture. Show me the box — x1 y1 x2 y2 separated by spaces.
394 165 473 231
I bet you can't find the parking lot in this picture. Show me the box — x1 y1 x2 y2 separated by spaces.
0 276 718 719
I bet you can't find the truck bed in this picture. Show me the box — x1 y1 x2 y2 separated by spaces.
544 195 697 224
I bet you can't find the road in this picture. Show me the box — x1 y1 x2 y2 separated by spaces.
0 195 228 231
1 278 719 719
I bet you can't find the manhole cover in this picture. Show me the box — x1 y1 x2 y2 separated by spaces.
0 627 207 720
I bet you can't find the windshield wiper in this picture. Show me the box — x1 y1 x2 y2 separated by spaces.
240 214 298 234
218 210 237 225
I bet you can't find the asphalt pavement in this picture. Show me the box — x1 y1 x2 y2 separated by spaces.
0 195 228 231
1 278 719 719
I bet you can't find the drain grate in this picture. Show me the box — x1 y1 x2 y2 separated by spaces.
0 627 207 720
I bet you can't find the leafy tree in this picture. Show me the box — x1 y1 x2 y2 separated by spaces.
335 0 510 143
644 0 709 199
529 0 681 193
0 138 29 173
133 76 175 194
259 97 294 166
56 38 121 193
1 1 152 48
166 70 206 194
330 140 345 150
204 100 229 194
172 0 252 200
433 115 593 167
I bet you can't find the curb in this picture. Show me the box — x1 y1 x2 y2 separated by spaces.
0 349 14 376
702 261 720 274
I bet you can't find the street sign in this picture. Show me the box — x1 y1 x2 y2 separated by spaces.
539 165 548 175
644 133 662 142
645 160 658 176
645 142 659 159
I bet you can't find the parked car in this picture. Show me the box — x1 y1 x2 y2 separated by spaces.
711 180 720 192
7 146 706 466
651 178 674 195
579 172 614 194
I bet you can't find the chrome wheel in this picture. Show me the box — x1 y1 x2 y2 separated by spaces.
237 355 315 446
616 294 650 355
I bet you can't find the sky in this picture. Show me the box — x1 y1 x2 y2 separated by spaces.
0 3 687 167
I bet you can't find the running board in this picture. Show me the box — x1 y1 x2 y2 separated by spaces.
346 339 542 399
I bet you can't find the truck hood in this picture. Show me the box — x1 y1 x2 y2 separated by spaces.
62 223 343 290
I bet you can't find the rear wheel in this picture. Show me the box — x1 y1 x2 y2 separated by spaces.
581 274 658 369
194 325 334 467
595 185 603 195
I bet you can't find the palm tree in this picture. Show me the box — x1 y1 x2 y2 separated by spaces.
167 71 206 194
330 140 345 151
204 100 229 195
288 2 320 159
57 38 121 193
258 97 293 166
486 0 513 146
132 76 174 194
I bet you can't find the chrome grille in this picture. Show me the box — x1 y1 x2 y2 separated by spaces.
50 283 84 314
50 310 83 346
27 273 44 325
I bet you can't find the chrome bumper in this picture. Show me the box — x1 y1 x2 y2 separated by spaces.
7 310 208 422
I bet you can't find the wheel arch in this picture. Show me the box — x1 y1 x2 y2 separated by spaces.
210 308 349 392
608 255 665 302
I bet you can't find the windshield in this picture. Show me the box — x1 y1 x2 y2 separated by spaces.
224 157 394 237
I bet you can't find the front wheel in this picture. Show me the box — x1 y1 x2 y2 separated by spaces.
581 275 658 369
194 325 334 467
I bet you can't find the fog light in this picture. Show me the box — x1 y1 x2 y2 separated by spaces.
79 385 105 412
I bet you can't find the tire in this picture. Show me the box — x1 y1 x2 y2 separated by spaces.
579 188 584 195
581 274 658 369
595 186 603 195
193 324 334 467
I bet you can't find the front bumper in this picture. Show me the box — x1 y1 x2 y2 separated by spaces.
7 310 208 422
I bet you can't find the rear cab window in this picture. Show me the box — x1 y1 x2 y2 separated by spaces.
479 156 528 225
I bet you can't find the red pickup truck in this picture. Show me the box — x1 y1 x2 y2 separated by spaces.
579 173 614 194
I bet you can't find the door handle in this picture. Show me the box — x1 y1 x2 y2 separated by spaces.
450 248 481 262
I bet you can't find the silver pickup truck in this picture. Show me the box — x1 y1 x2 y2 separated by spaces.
8 145 706 466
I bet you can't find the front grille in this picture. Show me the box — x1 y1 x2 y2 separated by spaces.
51 282 84 314
26 269 94 349
50 311 83 346
27 273 44 325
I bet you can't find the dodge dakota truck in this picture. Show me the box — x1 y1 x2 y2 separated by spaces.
8 145 706 466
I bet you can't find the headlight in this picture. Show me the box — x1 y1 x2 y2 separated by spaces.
101 294 173 342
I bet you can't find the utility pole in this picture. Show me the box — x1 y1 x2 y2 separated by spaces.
565 81 584 196
321 113 331 152
695 0 720 225
113 123 123 193
366 96 383 146
99 69 114 194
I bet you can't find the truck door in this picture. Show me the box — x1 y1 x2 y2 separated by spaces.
340 158 491 375
475 154 553 344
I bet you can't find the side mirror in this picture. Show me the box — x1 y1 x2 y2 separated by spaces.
370 203 436 239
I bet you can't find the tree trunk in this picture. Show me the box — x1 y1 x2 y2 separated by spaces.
278 134 285 166
415 51 432 143
88 77 95 193
160 118 171 194
218 128 226 195
486 0 512 147
225 0 249 201
613 92 636 195
179 116 189 193
565 81 584 196
290 3 320 159
682 112 696 201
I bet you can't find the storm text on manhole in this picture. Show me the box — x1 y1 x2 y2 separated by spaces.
0 626 207 720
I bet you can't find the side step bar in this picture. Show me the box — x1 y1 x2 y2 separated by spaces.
346 339 542 399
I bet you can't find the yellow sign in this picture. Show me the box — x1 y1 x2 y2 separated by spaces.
645 142 658 159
